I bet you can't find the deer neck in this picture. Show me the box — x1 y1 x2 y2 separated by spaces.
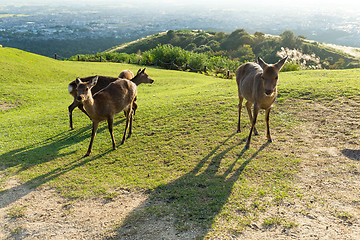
130 76 140 86
82 96 97 118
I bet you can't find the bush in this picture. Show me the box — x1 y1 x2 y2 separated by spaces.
144 44 190 67
188 53 208 70
281 62 301 72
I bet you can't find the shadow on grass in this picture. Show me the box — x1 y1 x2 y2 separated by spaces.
0 118 125 172
111 133 270 239
0 119 125 209
0 150 111 209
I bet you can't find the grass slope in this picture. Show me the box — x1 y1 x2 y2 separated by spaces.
0 47 359 237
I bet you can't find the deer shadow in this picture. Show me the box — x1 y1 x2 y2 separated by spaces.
341 148 360 161
110 133 270 239
0 118 125 209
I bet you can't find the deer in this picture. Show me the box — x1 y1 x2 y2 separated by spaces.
68 68 154 129
236 56 288 149
75 76 137 157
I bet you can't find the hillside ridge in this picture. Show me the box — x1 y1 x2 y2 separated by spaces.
101 29 360 70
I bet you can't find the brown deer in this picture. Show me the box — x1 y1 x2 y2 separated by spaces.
236 56 287 149
68 68 154 129
75 76 137 157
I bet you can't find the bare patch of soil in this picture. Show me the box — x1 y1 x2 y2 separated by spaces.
0 181 147 239
239 98 360 239
0 102 16 110
0 98 359 239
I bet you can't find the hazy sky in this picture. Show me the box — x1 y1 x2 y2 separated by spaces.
1 0 360 12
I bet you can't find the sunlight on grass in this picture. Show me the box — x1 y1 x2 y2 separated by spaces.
1 47 359 238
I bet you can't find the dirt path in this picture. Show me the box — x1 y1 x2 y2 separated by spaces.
1 99 359 239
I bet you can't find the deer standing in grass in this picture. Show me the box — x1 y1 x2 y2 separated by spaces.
75 76 137 157
236 56 287 149
68 69 153 129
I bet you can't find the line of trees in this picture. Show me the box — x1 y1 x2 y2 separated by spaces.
107 29 360 69
69 43 302 79
68 29 360 75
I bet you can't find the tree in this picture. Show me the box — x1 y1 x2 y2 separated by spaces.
207 40 221 51
167 30 176 40
254 32 265 45
185 43 197 51
280 30 297 48
220 29 252 51
236 45 255 62
214 31 227 42
193 35 208 46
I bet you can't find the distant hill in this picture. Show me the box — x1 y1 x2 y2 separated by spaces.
104 29 360 70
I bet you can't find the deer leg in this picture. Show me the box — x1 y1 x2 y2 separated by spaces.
85 121 99 157
132 100 138 116
127 107 134 139
121 109 131 145
265 107 272 143
237 97 243 133
245 101 259 135
68 100 79 130
78 104 90 118
245 103 259 150
107 117 116 150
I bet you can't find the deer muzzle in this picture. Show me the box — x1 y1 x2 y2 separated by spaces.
264 89 273 96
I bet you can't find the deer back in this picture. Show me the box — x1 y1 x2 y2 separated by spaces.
92 79 137 117
68 75 119 98
119 70 134 80
236 62 265 104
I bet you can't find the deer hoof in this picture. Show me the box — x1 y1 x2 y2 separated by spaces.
83 153 90 158
244 144 250 150
237 129 241 133
268 139 273 143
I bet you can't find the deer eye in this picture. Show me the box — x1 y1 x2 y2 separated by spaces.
274 76 278 80
85 87 89 91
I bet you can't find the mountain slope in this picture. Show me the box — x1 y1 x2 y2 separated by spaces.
104 29 360 69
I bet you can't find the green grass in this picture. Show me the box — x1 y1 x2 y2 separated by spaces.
0 47 359 238
7 205 26 218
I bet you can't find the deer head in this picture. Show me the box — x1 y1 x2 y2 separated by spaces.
133 68 154 85
75 76 99 102
258 56 287 96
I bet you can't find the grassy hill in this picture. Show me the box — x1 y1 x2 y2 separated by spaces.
104 29 360 69
0 47 359 238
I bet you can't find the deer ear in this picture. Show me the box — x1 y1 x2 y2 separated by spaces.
137 69 142 74
258 57 267 69
75 77 82 85
141 68 146 73
275 56 288 70
89 76 98 87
